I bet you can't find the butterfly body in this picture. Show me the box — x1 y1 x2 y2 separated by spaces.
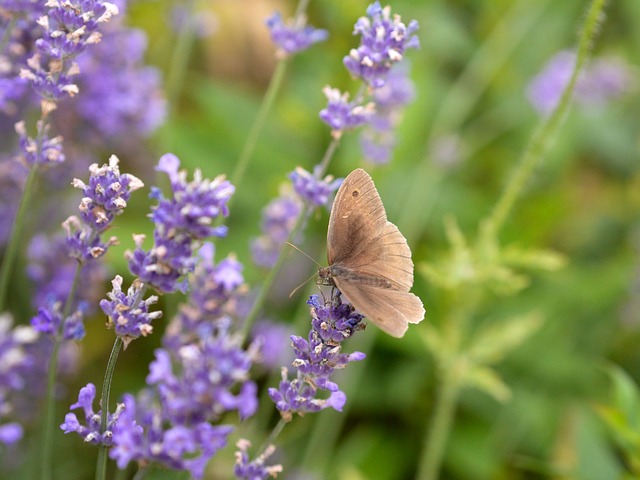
322 168 425 337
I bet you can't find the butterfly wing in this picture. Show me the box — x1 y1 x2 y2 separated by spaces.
334 278 425 337
328 168 414 291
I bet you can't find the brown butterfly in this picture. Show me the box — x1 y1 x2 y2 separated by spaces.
319 168 425 337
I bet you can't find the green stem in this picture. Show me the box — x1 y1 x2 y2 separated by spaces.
486 0 606 236
40 263 82 480
241 135 341 340
164 0 197 111
241 210 308 341
230 58 289 189
0 165 38 311
40 338 60 480
95 337 124 480
417 370 461 480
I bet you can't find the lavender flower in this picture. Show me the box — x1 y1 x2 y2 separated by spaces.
110 392 233 479
31 299 87 340
289 166 342 207
234 439 283 480
527 50 634 115
15 120 65 165
99 275 162 347
20 0 119 100
60 383 124 445
269 294 366 421
251 190 302 268
108 321 259 478
164 242 246 349
72 154 144 234
319 86 375 137
266 12 328 57
360 61 415 164
343 2 419 88
126 154 234 293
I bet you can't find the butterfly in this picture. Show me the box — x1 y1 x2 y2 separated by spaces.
319 168 425 337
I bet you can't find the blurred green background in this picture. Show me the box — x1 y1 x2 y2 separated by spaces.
15 0 640 479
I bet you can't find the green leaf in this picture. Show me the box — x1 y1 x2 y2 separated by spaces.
467 312 544 365
463 365 512 403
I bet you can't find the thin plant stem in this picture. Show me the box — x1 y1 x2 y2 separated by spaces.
417 372 461 480
230 58 289 189
240 136 341 341
414 2 608 478
230 0 313 189
0 165 38 311
164 0 197 111
486 0 607 236
40 263 82 480
241 210 308 341
95 337 123 480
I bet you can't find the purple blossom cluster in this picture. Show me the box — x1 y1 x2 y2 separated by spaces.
15 120 65 166
234 439 283 480
319 86 375 136
60 383 123 445
99 275 162 347
289 166 342 207
360 61 416 164
127 154 235 293
20 0 119 101
164 242 245 349
72 156 141 226
269 294 366 421
31 299 87 341
251 190 302 268
28 157 141 340
343 1 419 89
266 12 328 57
319 2 418 141
104 317 259 478
527 50 634 115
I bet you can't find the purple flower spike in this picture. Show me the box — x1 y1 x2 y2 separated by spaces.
266 11 328 57
289 166 342 207
60 383 125 446
268 294 365 421
343 2 420 88
31 299 87 340
72 155 144 233
100 275 162 347
20 0 120 100
319 87 375 136
152 153 234 240
127 154 234 293
234 439 283 480
15 121 65 166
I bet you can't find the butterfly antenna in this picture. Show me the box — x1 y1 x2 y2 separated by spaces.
284 241 323 268
288 270 320 298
